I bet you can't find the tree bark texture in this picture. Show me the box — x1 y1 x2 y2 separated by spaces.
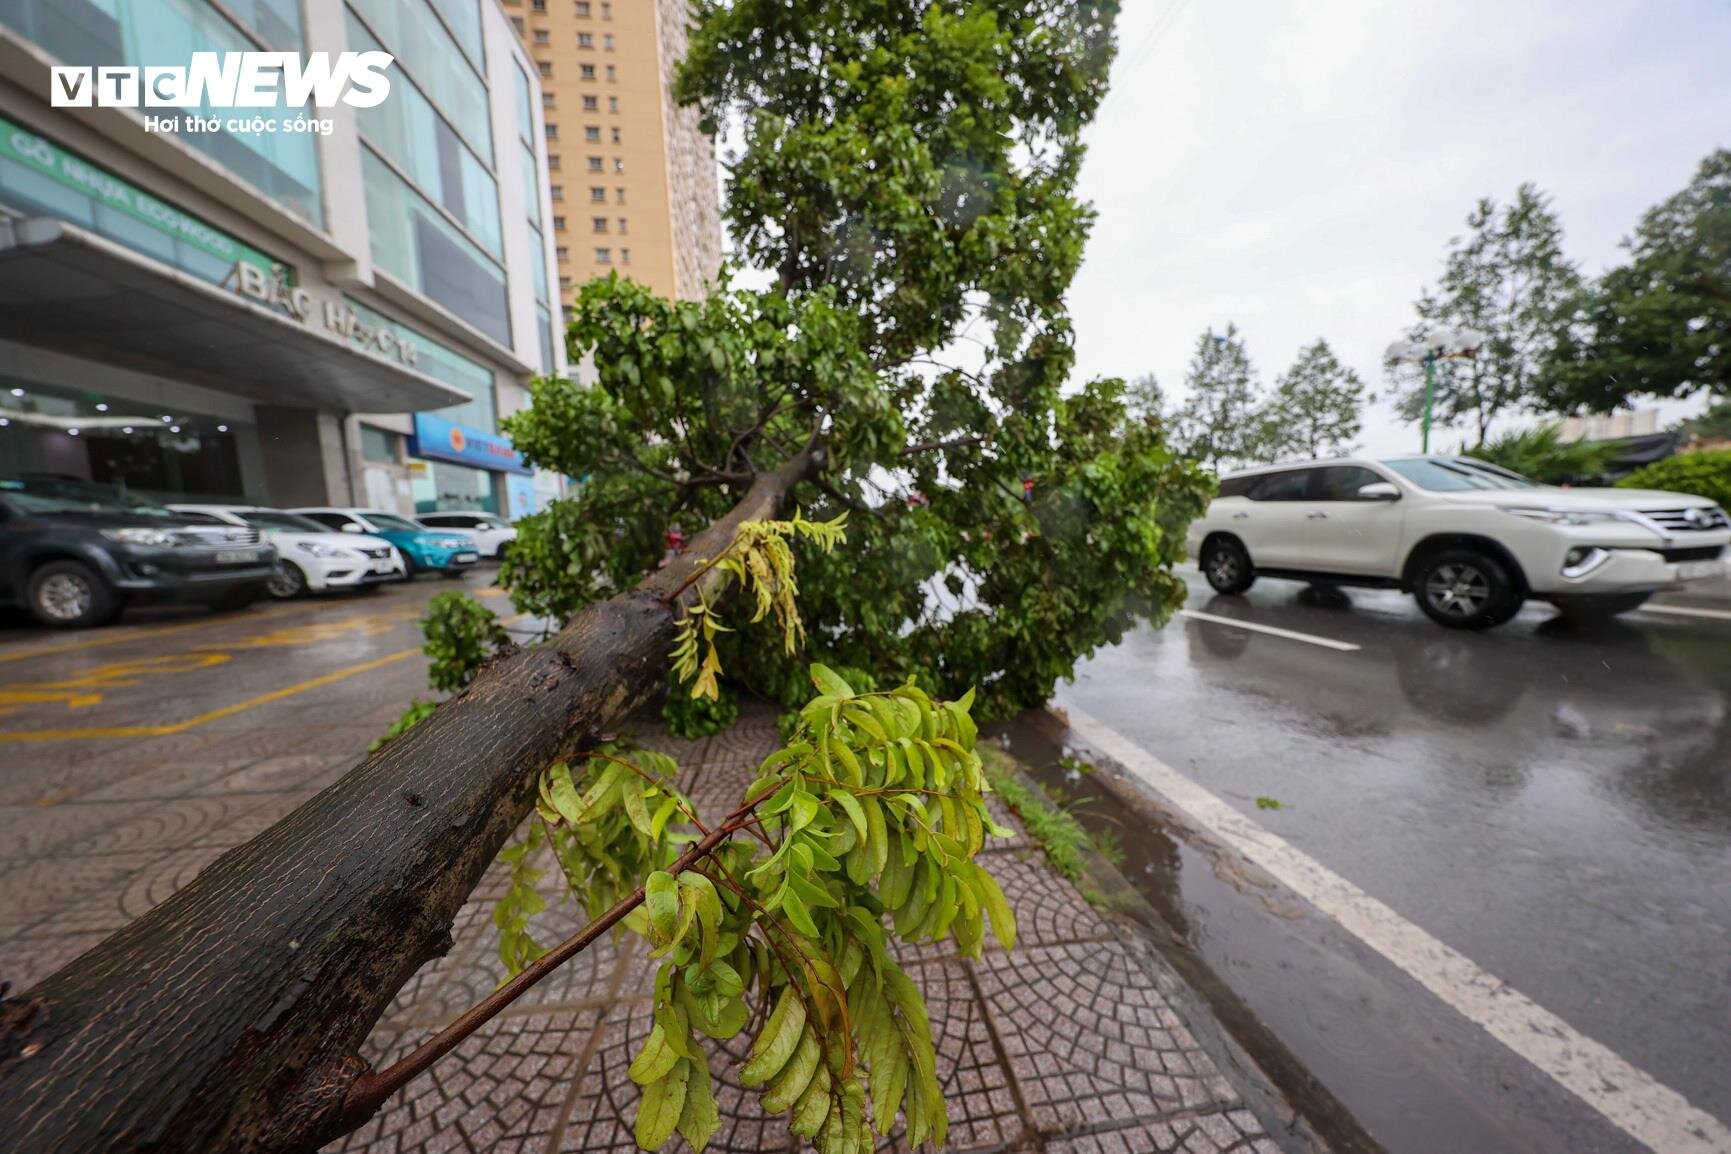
0 451 816 1154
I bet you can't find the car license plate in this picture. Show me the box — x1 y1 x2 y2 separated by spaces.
214 550 258 564
1677 560 1724 581
372 561 395 574
454 552 478 564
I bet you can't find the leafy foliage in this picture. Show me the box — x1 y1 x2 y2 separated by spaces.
1542 150 1731 413
422 591 511 693
1262 340 1368 459
669 514 848 702
1680 399 1731 445
1172 325 1263 468
498 0 1215 726
663 680 742 740
1392 184 1581 444
1463 424 1618 484
502 667 1016 1152
1617 450 1731 509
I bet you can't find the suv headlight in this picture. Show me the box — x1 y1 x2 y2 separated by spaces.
438 537 469 549
1503 507 1627 527
101 527 175 547
296 541 352 559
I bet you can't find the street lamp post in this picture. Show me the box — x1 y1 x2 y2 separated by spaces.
1384 329 1487 453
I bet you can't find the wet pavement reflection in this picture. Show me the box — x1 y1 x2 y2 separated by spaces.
1016 573 1731 1154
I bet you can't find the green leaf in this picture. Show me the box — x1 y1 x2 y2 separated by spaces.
645 871 679 946
628 1023 681 1085
974 864 1017 950
809 663 856 699
830 788 869 843
634 1057 690 1150
782 887 820 936
677 1055 720 1152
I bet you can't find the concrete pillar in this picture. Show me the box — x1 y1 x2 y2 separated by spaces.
256 406 352 507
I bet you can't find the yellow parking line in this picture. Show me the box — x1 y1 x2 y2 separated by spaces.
0 648 422 741
0 598 335 664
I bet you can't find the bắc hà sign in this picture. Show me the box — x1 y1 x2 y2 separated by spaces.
223 262 421 369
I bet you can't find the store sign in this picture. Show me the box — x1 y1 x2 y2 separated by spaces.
0 115 277 278
410 412 530 476
223 264 420 368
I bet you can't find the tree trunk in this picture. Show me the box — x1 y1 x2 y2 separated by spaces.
0 450 818 1154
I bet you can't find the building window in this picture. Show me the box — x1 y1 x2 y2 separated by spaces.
553 215 566 231
533 0 546 9
590 187 607 202
556 246 569 262
580 63 596 80
604 34 614 50
544 123 558 139
511 16 524 34
617 217 628 234
592 217 608 232
610 127 621 144
595 247 611 263
583 95 599 111
605 65 616 82
533 29 550 44
585 126 601 141
602 2 611 17
615 187 626 204
621 248 630 265
360 425 400 464
543 92 556 108
613 158 624 173
587 156 604 172
559 274 573 290
576 0 590 12
608 96 619 113
548 154 561 171
550 185 564 201
537 61 552 77
578 32 593 47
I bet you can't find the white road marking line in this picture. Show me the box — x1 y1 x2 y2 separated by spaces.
1178 609 1361 652
1063 705 1731 1154
1641 603 1731 623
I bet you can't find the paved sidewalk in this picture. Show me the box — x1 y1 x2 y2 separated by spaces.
330 703 1303 1154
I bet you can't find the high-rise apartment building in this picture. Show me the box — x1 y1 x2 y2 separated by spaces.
506 0 722 304
0 0 567 519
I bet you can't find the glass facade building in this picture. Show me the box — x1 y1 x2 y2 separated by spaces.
0 0 564 514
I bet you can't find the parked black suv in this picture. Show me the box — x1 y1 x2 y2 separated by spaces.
0 476 279 628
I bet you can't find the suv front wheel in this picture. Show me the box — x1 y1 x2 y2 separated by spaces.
26 559 121 629
1201 537 1255 595
1412 549 1521 631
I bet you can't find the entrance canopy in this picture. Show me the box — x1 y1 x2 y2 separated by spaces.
0 216 473 414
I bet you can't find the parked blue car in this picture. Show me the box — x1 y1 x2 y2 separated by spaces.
289 507 479 579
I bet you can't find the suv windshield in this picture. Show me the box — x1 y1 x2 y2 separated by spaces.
0 476 176 516
240 510 332 534
363 512 423 533
1381 457 1539 492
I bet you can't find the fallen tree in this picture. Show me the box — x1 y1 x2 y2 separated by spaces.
0 451 817 1154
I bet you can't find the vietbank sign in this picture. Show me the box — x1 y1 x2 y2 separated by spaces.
0 114 278 280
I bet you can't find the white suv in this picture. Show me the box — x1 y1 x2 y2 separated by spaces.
1186 455 1730 629
170 505 405 598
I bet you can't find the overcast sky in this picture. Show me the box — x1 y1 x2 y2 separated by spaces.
1069 0 1731 455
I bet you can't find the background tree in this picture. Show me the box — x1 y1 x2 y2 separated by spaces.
1680 398 1731 445
1171 324 1263 467
501 0 1214 727
1541 150 1731 413
1394 184 1581 444
1262 339 1367 458
1124 372 1167 422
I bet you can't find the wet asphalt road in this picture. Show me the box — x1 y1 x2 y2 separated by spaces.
1044 571 1731 1154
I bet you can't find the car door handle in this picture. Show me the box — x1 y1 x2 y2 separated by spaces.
1307 511 1328 519
1231 512 1249 520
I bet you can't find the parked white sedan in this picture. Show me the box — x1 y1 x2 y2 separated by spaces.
415 511 517 559
170 505 405 598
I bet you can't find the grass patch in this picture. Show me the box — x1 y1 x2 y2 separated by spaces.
983 749 1120 887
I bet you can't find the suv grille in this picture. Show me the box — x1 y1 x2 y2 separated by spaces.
1641 506 1730 532
1658 545 1725 563
172 526 261 548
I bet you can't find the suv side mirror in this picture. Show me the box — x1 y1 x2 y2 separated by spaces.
1358 482 1400 501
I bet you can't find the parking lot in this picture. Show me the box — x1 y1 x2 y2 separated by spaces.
0 575 533 990
1049 571 1731 1154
